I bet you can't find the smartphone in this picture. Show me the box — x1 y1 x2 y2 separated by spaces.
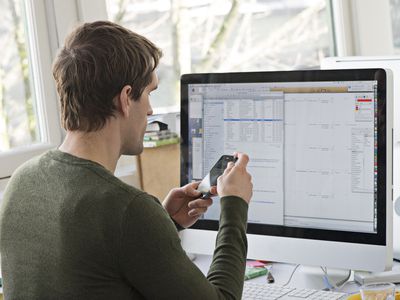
197 155 238 198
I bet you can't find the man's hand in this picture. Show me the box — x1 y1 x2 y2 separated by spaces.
163 182 215 228
217 152 252 204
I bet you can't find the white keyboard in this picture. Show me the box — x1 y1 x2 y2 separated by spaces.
242 282 348 299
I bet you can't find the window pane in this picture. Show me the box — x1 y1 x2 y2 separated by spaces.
390 0 400 53
106 0 335 110
0 0 40 152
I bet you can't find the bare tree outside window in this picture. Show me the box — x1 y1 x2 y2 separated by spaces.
112 0 334 110
0 0 38 152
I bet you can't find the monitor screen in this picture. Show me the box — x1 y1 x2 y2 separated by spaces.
181 69 388 247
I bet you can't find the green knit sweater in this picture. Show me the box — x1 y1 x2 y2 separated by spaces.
0 150 248 299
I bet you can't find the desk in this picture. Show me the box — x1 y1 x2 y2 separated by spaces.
192 254 400 295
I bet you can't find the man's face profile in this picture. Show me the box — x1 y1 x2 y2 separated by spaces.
121 71 158 156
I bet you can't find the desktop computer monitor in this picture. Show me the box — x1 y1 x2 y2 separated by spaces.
180 69 393 272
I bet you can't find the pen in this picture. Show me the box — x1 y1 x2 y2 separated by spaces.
267 270 275 283
266 265 275 284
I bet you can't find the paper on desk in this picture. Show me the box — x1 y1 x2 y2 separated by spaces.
246 260 267 268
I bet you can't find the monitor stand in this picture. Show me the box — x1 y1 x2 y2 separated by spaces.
354 266 400 285
394 196 400 261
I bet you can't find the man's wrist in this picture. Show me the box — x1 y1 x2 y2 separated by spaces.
170 216 185 231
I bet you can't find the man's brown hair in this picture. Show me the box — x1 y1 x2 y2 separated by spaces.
53 21 162 132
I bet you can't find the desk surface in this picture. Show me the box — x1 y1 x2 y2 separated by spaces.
192 254 400 295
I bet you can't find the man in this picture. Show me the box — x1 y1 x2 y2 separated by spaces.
0 21 253 299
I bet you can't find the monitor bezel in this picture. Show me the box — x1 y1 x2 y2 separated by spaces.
180 69 387 246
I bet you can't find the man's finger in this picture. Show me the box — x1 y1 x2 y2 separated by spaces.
223 161 235 175
188 207 208 216
235 152 249 169
209 186 218 195
187 181 201 189
185 182 202 197
188 198 213 209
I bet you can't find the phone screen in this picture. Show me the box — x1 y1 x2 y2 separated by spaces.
209 155 237 186
197 155 237 197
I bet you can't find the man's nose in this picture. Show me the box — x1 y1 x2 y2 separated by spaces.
147 105 153 116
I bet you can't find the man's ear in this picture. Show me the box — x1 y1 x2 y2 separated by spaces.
116 85 132 117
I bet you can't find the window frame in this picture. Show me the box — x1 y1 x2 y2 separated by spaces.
0 0 63 179
331 0 394 56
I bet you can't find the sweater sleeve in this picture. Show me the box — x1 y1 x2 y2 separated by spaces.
148 193 185 232
119 194 248 300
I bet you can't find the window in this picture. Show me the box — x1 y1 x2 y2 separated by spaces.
0 0 40 152
390 0 400 53
0 0 62 178
106 0 336 112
